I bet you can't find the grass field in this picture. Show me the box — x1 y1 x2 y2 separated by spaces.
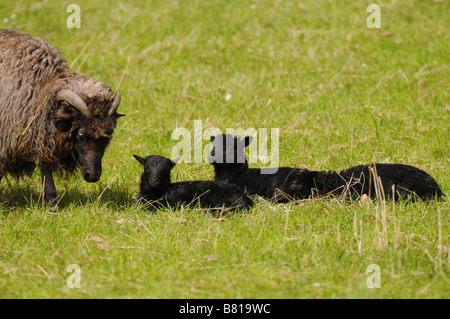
0 0 448 298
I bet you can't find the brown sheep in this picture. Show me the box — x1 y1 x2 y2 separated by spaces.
0 29 124 204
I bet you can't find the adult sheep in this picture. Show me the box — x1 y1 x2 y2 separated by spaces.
0 29 124 204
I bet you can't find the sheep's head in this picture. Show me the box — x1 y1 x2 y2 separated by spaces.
134 155 180 194
53 84 124 182
208 134 253 167
274 168 317 202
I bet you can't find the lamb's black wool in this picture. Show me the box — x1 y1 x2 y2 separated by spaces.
208 134 297 198
134 154 253 212
274 163 444 202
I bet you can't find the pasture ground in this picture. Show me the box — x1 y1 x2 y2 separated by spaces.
0 0 448 298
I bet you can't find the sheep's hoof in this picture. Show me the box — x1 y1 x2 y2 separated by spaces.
44 194 58 207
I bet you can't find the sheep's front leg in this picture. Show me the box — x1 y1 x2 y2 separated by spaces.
41 164 57 205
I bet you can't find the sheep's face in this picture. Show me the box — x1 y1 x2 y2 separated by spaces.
134 155 178 193
274 169 314 202
53 84 124 182
208 134 253 167
72 127 109 183
53 100 121 183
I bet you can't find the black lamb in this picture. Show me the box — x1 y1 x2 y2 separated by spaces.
274 163 444 202
208 133 297 198
134 154 253 213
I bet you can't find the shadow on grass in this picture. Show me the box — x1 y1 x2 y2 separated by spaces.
0 183 136 213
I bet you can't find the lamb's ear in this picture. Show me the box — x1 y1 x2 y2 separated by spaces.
243 136 254 147
172 157 181 166
210 136 216 142
133 154 146 165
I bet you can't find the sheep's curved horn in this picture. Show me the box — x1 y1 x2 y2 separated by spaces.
108 91 121 116
57 89 91 118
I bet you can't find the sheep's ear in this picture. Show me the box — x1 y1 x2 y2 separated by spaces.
133 154 145 165
54 106 75 132
243 136 254 147
172 157 181 166
210 136 216 142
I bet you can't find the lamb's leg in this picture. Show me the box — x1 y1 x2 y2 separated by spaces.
41 164 57 205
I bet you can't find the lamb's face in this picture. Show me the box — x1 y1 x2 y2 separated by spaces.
134 155 175 192
274 169 313 202
208 134 252 166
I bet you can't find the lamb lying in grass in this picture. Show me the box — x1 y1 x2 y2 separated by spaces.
274 163 444 202
134 154 254 213
208 134 297 198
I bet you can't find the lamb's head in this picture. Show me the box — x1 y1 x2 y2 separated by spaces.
208 134 253 168
274 168 317 202
53 79 124 182
134 155 180 194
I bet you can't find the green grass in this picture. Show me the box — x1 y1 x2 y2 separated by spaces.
0 0 448 298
